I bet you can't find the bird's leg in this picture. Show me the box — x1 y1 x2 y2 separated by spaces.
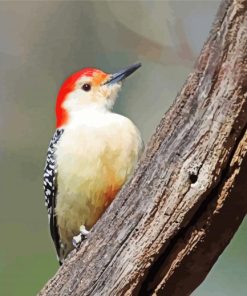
72 225 90 249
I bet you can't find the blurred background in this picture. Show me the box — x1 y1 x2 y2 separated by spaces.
0 1 246 295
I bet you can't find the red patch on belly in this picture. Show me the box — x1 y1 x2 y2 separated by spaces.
86 185 121 228
103 185 121 207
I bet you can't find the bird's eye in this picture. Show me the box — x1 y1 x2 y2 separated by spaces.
82 83 91 92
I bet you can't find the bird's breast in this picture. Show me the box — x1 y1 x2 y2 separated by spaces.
55 113 142 239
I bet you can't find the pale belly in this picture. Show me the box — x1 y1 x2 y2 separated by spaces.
55 115 142 247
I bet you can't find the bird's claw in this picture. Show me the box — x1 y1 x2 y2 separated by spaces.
79 225 90 236
72 225 90 249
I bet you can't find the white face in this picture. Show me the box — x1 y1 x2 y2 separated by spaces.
63 76 122 113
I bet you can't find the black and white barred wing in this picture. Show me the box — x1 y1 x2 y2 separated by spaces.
43 129 64 261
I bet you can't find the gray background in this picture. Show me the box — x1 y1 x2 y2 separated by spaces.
0 1 246 295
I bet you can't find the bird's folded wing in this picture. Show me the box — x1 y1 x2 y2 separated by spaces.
43 129 64 262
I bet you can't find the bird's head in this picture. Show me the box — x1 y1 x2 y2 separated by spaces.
55 62 141 128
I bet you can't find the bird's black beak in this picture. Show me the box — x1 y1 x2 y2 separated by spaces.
104 62 141 85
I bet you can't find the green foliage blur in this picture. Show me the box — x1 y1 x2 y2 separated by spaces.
0 1 246 295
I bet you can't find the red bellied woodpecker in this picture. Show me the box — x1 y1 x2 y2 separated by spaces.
43 63 143 264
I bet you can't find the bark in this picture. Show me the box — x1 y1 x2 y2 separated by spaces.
39 0 247 295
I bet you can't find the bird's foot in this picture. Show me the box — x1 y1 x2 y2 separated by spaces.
72 225 90 250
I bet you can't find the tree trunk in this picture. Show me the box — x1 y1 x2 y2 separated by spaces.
39 0 247 295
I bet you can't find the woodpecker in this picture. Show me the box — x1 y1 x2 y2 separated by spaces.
43 62 143 264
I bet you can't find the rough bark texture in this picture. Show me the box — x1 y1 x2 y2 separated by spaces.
39 0 247 295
